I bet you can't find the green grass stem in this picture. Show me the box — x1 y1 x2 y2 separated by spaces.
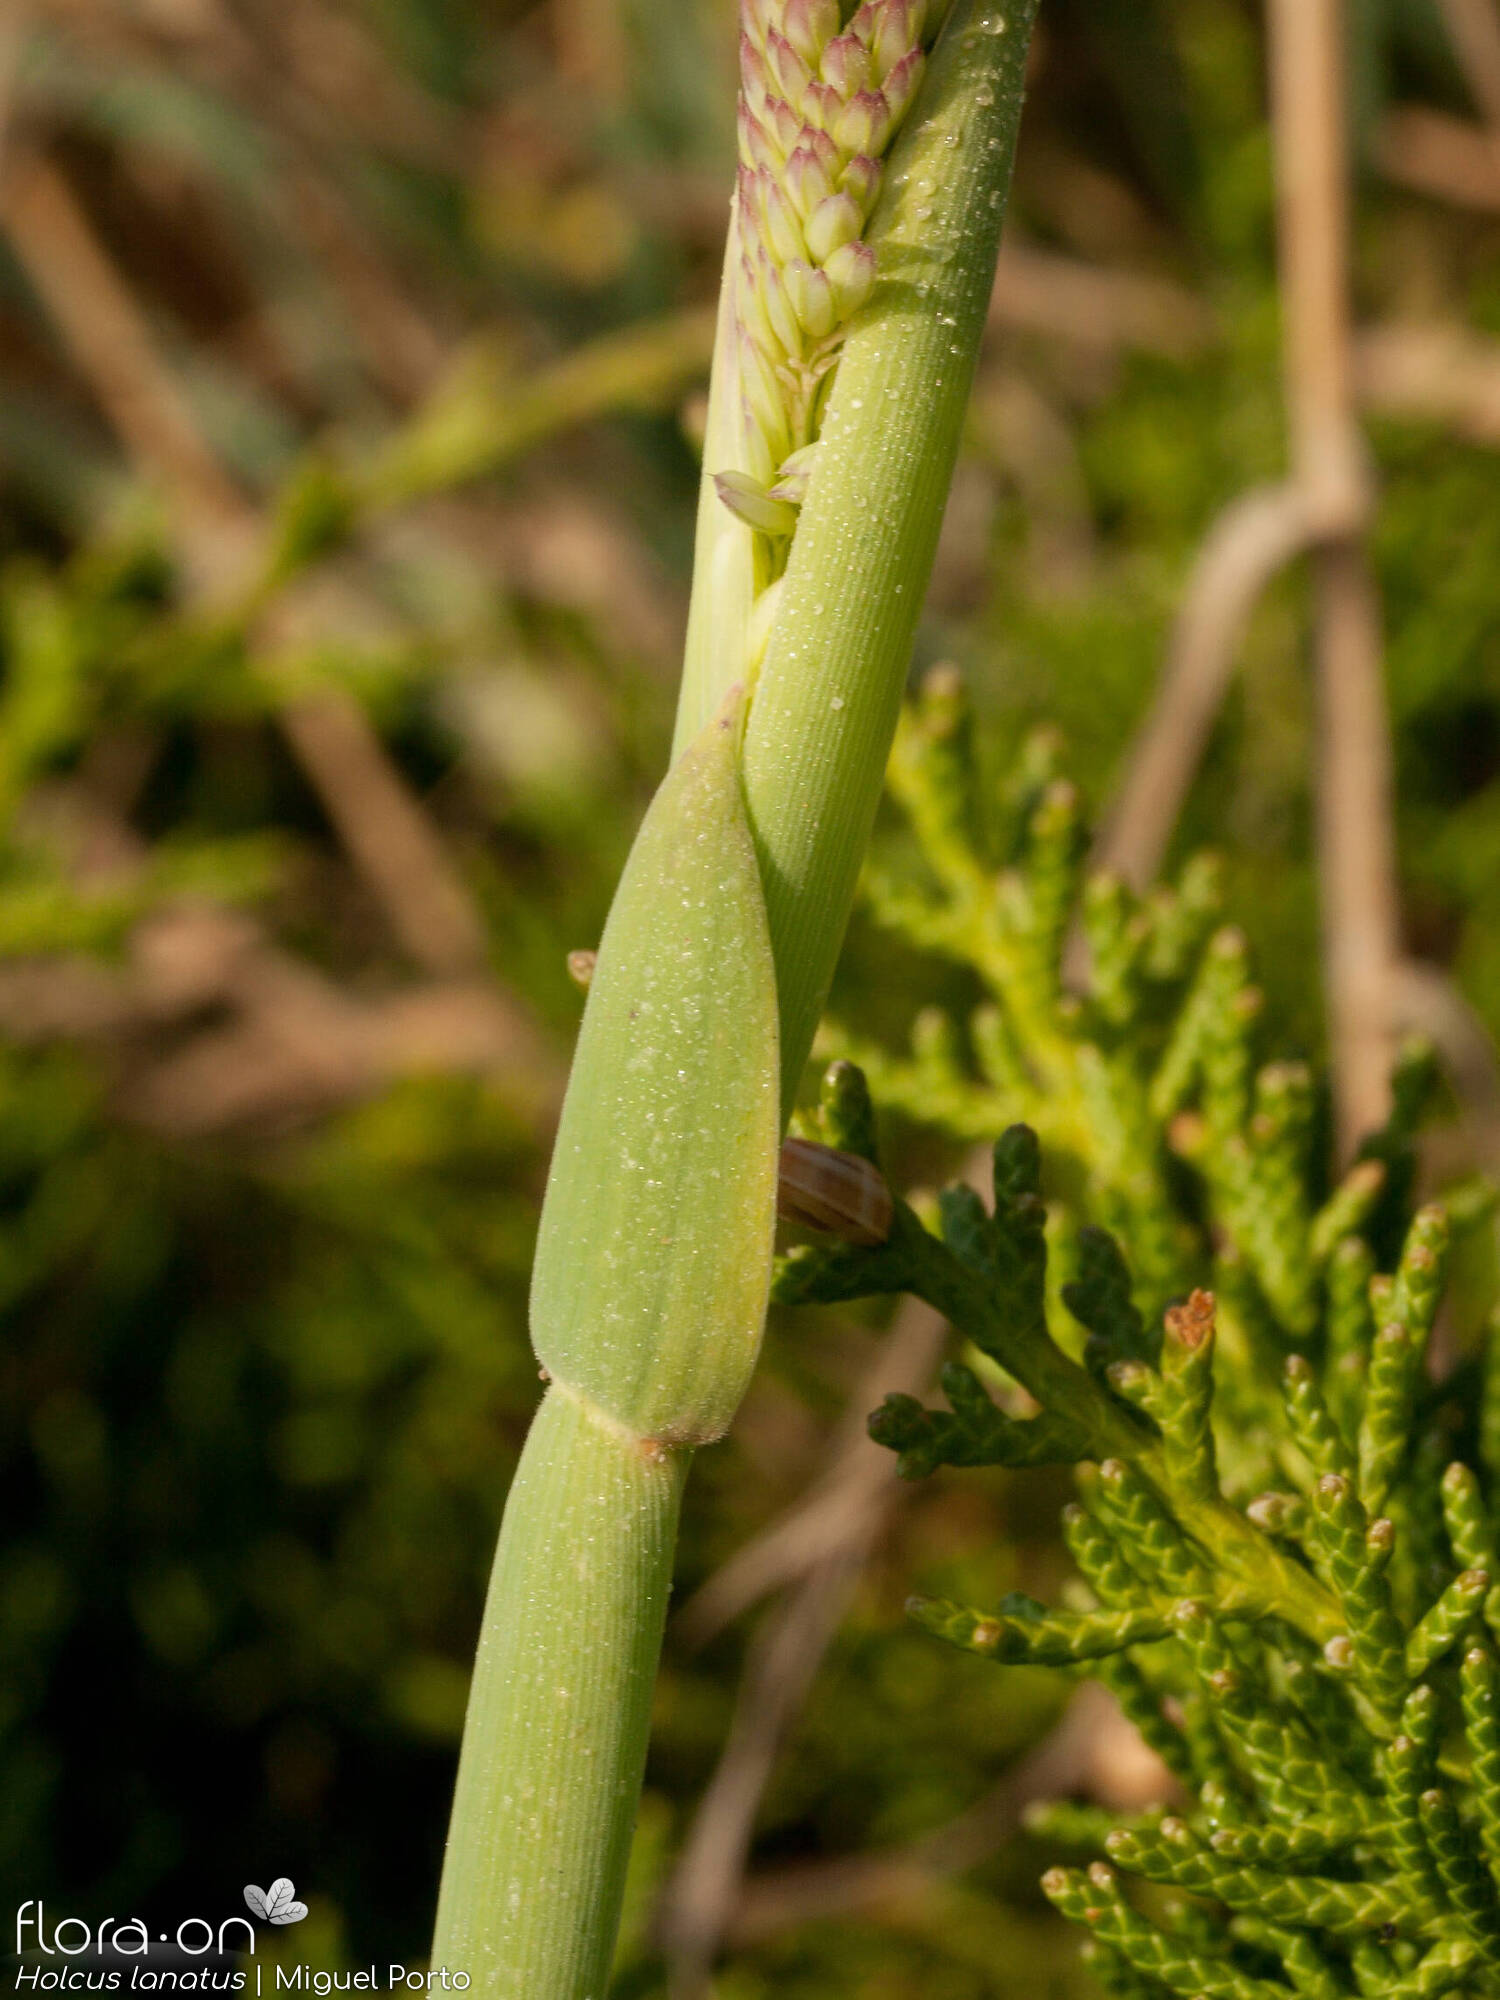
431 1386 688 1994
433 5 1038 1988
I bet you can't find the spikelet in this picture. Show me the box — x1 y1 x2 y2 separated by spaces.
714 0 938 546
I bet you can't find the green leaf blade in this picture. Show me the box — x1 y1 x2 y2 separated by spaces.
531 696 780 1444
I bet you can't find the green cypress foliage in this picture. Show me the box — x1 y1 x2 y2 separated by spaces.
778 677 1500 2000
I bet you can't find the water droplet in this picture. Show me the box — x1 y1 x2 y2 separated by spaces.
976 83 995 105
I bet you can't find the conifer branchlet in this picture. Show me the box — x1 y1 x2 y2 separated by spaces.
779 672 1500 2000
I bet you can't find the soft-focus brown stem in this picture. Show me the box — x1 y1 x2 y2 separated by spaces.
1309 541 1401 1157
1092 482 1315 894
1268 0 1400 1159
1103 2 1404 1154
1435 0 1500 128
1092 303 1500 931
1270 2 1360 494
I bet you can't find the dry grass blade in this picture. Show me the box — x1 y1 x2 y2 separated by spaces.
659 1296 949 1997
662 1541 868 1999
118 964 553 1137
1357 319 1500 445
273 687 490 979
1 142 494 984
0 5 29 178
988 240 1215 358
1374 105 1500 213
277 161 448 404
677 1298 950 1648
0 782 560 1134
1 146 254 570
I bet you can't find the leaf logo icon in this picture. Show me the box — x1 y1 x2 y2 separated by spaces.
243 1880 309 1926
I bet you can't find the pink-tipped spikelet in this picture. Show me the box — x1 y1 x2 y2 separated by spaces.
716 0 939 530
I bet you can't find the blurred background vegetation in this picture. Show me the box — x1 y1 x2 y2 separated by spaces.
4 0 1500 1993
